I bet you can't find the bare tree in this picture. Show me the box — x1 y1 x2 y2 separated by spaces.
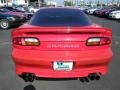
111 0 115 5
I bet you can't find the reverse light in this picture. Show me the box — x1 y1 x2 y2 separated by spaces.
86 37 111 46
13 37 40 46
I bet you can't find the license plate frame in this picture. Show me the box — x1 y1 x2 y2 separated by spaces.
53 61 73 71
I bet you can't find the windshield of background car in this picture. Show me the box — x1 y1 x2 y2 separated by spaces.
30 8 92 27
0 8 10 12
4 7 18 12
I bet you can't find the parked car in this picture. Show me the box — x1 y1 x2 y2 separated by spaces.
83 8 91 14
93 7 120 17
12 8 113 82
28 6 39 13
1 6 25 13
85 8 100 14
15 5 29 12
0 8 27 22
104 8 117 18
102 7 120 18
0 13 23 29
78 6 90 11
16 6 27 12
109 11 120 19
109 10 120 14
93 8 109 17
0 7 34 21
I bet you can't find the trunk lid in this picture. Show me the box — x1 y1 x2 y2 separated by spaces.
12 26 111 51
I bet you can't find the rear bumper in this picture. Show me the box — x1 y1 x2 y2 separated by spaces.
12 48 113 78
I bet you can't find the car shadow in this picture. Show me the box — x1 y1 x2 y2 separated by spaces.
23 84 36 90
36 77 77 81
23 78 77 90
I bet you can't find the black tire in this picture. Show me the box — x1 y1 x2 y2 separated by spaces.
0 19 10 30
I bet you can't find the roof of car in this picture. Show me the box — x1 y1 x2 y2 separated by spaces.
39 7 81 11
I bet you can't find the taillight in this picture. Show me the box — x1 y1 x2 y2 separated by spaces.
86 37 111 46
13 37 40 46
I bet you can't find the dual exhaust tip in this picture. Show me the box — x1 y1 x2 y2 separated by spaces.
79 73 101 82
20 72 101 82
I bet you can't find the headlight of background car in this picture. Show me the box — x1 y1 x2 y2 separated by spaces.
7 17 16 21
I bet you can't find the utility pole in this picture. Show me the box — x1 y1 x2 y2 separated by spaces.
27 0 29 6
38 0 40 7
100 0 103 8
117 0 120 6
38 0 44 7
41 0 44 6
89 0 92 7
6 0 8 6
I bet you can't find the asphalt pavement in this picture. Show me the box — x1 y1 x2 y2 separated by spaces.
0 15 120 90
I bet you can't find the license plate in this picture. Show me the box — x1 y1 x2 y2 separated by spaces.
53 62 73 71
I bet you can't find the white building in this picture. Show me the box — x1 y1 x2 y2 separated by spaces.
0 0 29 6
46 1 57 6
13 0 29 6
0 0 12 6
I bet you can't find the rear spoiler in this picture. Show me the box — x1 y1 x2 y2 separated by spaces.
12 27 112 36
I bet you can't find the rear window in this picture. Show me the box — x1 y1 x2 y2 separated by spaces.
30 8 92 27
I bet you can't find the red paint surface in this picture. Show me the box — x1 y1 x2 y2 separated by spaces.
11 24 113 78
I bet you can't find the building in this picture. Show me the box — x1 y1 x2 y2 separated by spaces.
0 0 12 6
0 0 29 6
13 0 29 6
46 1 57 6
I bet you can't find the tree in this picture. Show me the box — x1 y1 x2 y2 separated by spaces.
64 1 73 6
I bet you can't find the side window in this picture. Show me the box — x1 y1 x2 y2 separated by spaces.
0 14 2 19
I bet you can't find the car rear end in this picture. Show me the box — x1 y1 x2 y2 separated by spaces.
11 8 113 81
109 12 120 19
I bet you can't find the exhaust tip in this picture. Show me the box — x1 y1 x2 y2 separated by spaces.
88 73 101 81
88 74 95 80
95 75 100 80
20 72 35 82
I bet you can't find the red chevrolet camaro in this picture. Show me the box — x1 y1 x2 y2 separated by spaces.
11 8 113 82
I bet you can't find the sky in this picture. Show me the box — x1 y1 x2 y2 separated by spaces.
45 0 115 5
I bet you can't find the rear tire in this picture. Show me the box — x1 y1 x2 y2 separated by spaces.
0 19 10 30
